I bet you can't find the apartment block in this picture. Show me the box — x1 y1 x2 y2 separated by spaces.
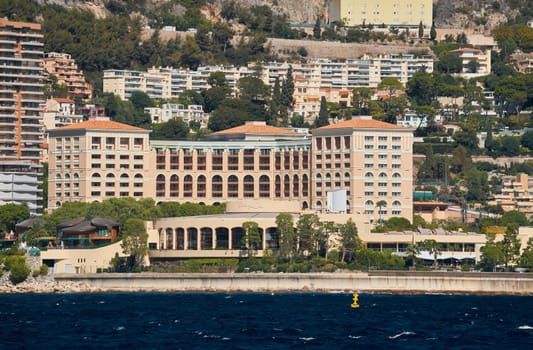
43 52 92 100
449 48 491 79
0 18 45 213
329 0 433 27
145 103 209 128
490 173 533 217
103 55 433 122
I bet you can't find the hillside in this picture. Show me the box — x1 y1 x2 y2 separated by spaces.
33 0 532 33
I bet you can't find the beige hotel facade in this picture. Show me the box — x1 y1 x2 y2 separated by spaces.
48 117 413 224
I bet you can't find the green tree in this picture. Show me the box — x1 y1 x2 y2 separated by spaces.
430 23 437 41
406 71 436 106
242 221 262 256
501 210 530 227
237 76 270 103
518 237 533 269
494 75 527 117
313 16 321 39
129 90 153 110
465 167 489 202
378 77 404 99
151 118 190 140
4 255 30 284
120 218 148 272
296 214 321 257
0 204 30 232
480 233 504 272
276 213 296 262
180 36 202 70
437 53 463 73
418 21 424 38
351 87 373 115
501 224 521 271
202 86 230 113
208 98 270 132
520 130 533 150
314 96 329 128
207 71 228 88
339 218 360 262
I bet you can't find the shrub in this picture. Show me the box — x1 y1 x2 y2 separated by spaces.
5 256 31 284
32 270 40 278
39 264 48 276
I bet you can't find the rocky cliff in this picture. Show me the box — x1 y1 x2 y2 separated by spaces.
33 0 524 33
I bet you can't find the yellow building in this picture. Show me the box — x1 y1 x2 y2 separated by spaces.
329 0 433 27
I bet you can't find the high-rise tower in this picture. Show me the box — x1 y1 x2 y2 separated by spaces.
0 17 44 214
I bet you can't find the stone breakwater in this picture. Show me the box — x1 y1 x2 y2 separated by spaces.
2 271 533 294
52 271 533 295
0 273 97 294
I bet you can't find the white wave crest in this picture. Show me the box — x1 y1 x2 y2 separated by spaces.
518 325 533 330
389 331 415 339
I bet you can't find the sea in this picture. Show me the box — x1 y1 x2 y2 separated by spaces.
0 292 532 349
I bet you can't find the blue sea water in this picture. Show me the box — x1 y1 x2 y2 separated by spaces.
0 293 532 349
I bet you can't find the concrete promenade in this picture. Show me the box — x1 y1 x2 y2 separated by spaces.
53 272 533 295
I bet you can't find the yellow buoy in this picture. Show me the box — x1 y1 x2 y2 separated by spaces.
350 293 359 309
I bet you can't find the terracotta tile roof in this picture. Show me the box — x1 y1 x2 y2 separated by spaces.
317 118 405 130
213 123 296 135
53 120 146 131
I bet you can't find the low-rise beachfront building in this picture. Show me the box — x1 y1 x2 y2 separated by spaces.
146 200 486 264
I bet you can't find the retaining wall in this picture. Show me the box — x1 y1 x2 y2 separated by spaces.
54 272 533 295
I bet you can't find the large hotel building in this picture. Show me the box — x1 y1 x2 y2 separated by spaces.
0 18 44 214
48 117 413 225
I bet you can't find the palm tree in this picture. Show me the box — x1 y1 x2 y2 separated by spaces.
406 243 420 270
421 239 441 269
375 200 387 225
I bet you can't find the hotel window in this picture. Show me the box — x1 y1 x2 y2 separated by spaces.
365 163 373 168
392 154 400 159
134 138 143 147
120 192 129 197
378 136 387 141
392 164 401 168
364 136 374 141
134 164 143 169
378 191 387 196
364 191 373 196
378 154 387 159
364 182 373 187
392 182 401 187
91 191 101 196
365 154 373 159
120 138 129 149
392 192 401 197
392 136 401 142
378 164 387 168
392 210 401 215
365 145 374 150
92 163 101 169
120 155 129 160
378 145 387 150
134 192 143 197
106 154 115 160
392 145 401 150
106 164 115 169
378 182 387 187
134 155 143 161
91 182 100 187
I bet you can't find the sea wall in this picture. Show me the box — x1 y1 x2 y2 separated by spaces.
53 272 533 295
